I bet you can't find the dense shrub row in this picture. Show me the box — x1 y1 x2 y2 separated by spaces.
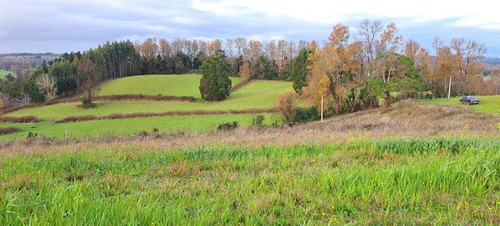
0 127 21 135
59 95 196 103
54 108 278 123
229 79 252 92
0 116 40 123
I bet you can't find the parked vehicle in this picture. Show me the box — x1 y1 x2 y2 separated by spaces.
459 96 480 105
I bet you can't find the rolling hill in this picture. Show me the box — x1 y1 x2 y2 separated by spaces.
1 75 296 140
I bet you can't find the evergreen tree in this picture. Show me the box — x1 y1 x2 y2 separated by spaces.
199 55 232 101
291 48 312 94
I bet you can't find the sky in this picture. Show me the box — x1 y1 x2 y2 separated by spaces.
0 0 499 56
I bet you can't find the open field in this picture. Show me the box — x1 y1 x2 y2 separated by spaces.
424 95 500 117
0 69 14 79
1 101 499 224
2 101 498 145
6 80 294 121
0 113 278 141
1 138 499 224
97 74 241 98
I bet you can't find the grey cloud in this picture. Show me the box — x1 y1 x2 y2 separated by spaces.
0 1 498 56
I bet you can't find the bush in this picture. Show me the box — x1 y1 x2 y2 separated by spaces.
277 89 297 125
251 115 265 127
217 122 239 131
399 90 418 100
26 131 38 139
293 107 319 123
79 97 97 109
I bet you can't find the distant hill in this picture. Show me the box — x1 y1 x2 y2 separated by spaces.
482 57 500 66
0 53 60 74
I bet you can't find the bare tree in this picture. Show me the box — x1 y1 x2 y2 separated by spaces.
234 37 248 57
358 19 383 66
265 40 278 60
171 38 184 54
225 38 235 58
36 73 57 102
78 58 99 104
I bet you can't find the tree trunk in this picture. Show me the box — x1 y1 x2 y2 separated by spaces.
447 76 452 99
383 90 392 108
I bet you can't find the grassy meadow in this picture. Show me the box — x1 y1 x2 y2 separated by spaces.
0 113 278 141
6 80 294 121
1 73 500 224
424 95 500 117
0 69 14 79
97 74 241 98
2 75 294 141
1 138 499 224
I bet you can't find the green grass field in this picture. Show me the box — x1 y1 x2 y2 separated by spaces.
424 95 500 117
1 138 499 224
97 74 241 98
0 69 14 79
6 81 294 120
0 113 278 141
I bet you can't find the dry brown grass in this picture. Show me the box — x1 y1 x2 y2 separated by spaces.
1 101 498 159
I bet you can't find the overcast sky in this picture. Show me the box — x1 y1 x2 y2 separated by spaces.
1 0 499 56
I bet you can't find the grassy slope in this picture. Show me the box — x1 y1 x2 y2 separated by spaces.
1 138 499 224
424 95 500 117
6 81 293 120
0 69 13 79
0 113 278 140
97 74 241 98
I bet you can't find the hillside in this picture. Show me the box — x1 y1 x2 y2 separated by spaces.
3 100 499 147
0 69 14 79
1 101 499 224
97 74 241 98
1 75 296 140
424 95 500 117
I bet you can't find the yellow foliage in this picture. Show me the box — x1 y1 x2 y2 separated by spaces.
277 88 297 124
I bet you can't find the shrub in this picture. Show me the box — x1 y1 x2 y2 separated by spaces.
217 122 239 131
277 89 297 125
79 97 98 109
26 132 38 139
293 107 319 123
251 115 265 127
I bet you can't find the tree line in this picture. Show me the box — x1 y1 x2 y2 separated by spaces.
1 20 500 110
289 20 497 117
134 37 308 80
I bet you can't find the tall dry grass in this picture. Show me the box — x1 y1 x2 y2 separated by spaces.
1 101 498 159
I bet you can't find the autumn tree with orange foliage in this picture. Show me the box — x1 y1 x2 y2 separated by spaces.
303 24 363 115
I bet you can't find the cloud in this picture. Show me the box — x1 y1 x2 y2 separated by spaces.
0 0 498 56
